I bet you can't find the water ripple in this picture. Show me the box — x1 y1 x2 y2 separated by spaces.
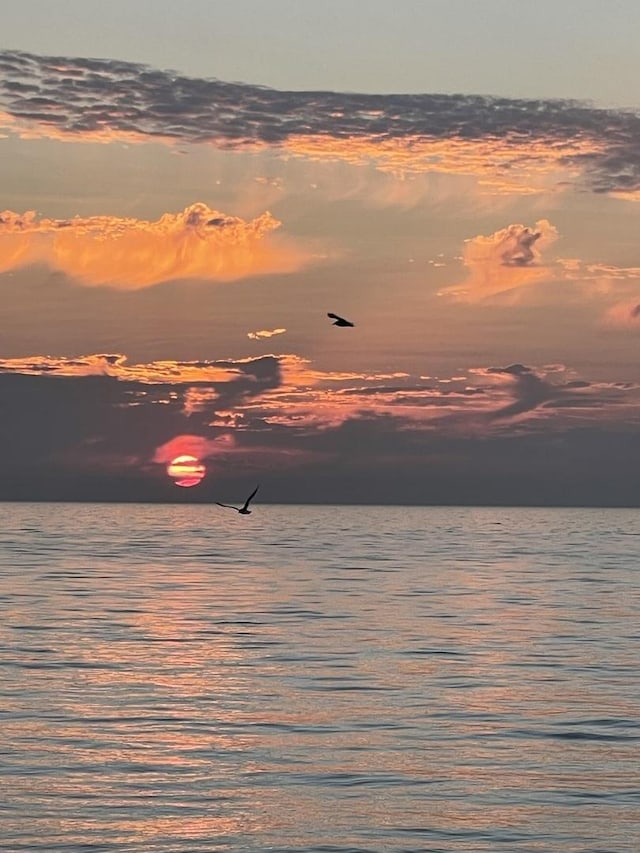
1 503 639 852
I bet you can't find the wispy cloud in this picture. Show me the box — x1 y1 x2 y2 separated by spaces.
2 50 640 196
0 202 309 287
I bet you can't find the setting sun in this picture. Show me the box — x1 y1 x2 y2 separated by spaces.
166 454 206 487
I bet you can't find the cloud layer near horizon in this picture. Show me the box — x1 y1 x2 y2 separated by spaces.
2 50 640 196
1 350 639 503
1 349 635 434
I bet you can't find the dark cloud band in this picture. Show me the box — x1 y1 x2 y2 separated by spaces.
2 49 640 194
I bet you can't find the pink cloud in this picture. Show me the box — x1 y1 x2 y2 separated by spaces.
441 219 559 302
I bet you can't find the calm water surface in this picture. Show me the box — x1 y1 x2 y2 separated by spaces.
0 503 638 852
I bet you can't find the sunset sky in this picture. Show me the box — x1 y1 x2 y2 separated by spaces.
2 2 640 505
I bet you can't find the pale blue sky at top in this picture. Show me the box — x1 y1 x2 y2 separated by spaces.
3 0 640 108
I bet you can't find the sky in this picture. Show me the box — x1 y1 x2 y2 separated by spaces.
1 2 640 505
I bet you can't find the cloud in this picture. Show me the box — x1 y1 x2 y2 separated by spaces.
0 352 633 439
280 135 594 195
247 327 287 340
468 363 627 426
0 350 639 503
234 354 635 435
0 203 312 288
2 50 640 196
0 353 284 424
442 219 559 302
152 433 235 464
545 260 640 322
0 351 264 381
286 359 624 434
603 299 640 327
0 352 289 497
481 363 568 420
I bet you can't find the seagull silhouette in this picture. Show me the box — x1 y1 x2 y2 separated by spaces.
216 485 260 515
327 312 354 327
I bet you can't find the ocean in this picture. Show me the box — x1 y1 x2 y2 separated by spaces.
1 502 638 852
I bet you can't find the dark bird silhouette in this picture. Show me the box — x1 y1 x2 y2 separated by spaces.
216 485 259 515
327 312 354 327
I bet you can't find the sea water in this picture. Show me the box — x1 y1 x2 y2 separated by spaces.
0 503 638 852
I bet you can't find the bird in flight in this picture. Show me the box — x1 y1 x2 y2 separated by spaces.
216 485 260 515
327 312 354 327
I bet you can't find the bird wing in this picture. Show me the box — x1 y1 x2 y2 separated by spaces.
215 502 237 510
327 312 343 320
242 484 260 510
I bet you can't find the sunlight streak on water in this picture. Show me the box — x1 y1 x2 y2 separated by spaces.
1 503 639 851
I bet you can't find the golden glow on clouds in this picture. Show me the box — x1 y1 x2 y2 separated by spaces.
0 108 188 147
0 113 602 194
584 263 640 281
0 350 409 397
3 49 639 204
247 328 287 340
275 354 409 388
1 351 638 446
607 191 640 203
0 353 242 384
0 110 17 132
0 203 310 288
253 385 492 431
442 220 559 302
241 355 475 430
182 387 220 416
0 112 610 197
283 134 605 194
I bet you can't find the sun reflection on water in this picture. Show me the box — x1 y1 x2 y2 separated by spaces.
1 503 638 851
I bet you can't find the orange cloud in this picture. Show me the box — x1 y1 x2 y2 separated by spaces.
603 300 640 328
283 134 604 195
4 50 640 199
0 203 310 288
607 190 640 203
0 350 636 446
247 328 287 340
0 115 606 199
0 353 242 384
441 219 559 302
